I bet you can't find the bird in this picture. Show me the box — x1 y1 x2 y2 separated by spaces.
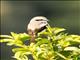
27 16 48 43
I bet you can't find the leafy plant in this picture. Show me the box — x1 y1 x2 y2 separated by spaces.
0 24 80 60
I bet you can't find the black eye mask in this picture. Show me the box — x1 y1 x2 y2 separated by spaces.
36 19 43 21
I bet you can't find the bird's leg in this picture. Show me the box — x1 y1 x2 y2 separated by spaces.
28 29 36 43
30 31 36 43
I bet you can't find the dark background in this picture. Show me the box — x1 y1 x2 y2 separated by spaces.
1 1 80 60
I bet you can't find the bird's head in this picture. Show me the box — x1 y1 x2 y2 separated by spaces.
29 16 48 28
30 16 48 22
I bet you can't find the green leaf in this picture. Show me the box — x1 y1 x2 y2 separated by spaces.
0 39 13 43
58 40 70 47
13 51 28 60
55 52 67 60
0 35 13 38
36 38 49 46
52 27 66 34
19 33 30 41
11 32 30 41
11 32 18 39
64 47 80 52
70 35 80 43
12 48 27 52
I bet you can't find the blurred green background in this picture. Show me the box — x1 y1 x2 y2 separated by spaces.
1 1 80 60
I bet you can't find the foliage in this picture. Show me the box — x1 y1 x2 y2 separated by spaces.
0 25 80 60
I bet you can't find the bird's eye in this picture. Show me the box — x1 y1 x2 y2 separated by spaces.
36 19 43 21
36 20 40 21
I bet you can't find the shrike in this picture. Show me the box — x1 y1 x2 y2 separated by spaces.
27 16 48 42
